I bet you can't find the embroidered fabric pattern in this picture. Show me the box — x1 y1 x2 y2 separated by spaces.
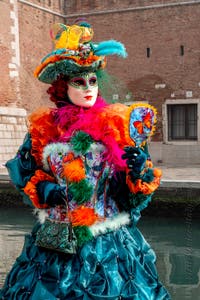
40 133 121 246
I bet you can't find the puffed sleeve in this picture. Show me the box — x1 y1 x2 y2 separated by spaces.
109 144 162 216
6 133 65 208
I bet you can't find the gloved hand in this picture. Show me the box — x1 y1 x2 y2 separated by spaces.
36 181 66 207
122 146 147 181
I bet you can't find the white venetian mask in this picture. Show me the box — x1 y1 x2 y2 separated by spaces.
67 72 98 107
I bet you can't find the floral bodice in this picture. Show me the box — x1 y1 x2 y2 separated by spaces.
39 131 131 242
43 136 119 218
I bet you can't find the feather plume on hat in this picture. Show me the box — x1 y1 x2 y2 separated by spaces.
34 22 127 84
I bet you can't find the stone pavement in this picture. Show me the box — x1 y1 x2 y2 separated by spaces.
158 166 200 189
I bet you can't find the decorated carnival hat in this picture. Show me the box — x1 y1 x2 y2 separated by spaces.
34 21 127 84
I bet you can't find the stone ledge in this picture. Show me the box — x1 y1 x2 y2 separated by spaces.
161 179 200 189
0 106 27 117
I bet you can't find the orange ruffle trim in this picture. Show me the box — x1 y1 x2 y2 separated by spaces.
99 103 135 149
127 168 162 195
28 108 61 166
68 206 101 226
23 170 55 208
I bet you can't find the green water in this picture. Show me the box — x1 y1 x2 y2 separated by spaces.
0 207 199 300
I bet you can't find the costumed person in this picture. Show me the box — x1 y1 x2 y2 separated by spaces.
0 21 171 299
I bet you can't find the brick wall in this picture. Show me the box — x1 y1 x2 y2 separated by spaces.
1 0 200 166
2 0 199 114
10 0 200 114
65 2 200 147
0 0 18 106
17 0 66 112
65 0 193 14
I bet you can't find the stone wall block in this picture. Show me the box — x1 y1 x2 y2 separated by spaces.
1 132 12 139
1 138 16 146
6 124 15 131
17 117 27 125
0 154 5 164
11 130 26 139
13 124 27 132
1 153 14 162
1 116 17 124
0 146 4 154
15 138 25 146
0 124 7 131
5 146 18 154
0 107 27 171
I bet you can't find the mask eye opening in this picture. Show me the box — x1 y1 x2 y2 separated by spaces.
89 76 97 86
70 77 86 86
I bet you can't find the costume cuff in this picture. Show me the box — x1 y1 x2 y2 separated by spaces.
23 169 55 208
126 167 162 195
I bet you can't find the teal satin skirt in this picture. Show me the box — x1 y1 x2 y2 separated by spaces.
0 221 170 299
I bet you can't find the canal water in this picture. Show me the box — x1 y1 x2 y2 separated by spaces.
0 207 199 300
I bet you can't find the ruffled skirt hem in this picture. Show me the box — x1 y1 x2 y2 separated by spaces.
0 223 171 300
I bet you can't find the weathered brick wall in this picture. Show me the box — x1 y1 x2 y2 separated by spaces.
67 2 200 143
0 0 18 106
2 0 200 114
13 0 200 115
68 1 200 146
1 0 200 167
17 0 66 112
65 0 192 14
